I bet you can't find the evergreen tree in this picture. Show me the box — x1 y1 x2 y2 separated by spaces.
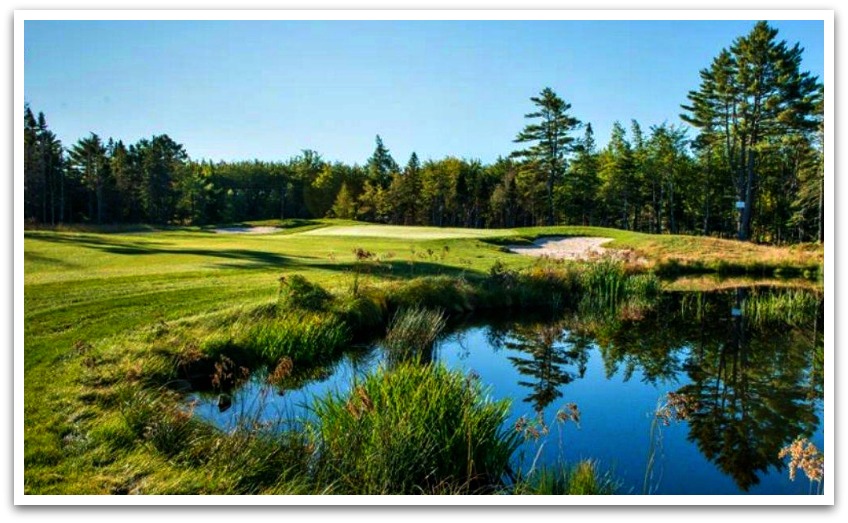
136 135 188 223
511 87 581 226
598 122 636 229
682 21 822 241
331 182 357 219
366 135 399 188
560 124 600 225
68 133 109 223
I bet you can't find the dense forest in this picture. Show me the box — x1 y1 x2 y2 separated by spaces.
23 22 824 243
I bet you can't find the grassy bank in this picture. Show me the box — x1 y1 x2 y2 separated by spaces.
22 219 822 494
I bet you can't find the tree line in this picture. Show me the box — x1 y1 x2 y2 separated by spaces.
23 22 823 243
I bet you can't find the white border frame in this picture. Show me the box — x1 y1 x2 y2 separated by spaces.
14 9 835 507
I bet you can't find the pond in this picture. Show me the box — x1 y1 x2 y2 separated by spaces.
188 287 824 495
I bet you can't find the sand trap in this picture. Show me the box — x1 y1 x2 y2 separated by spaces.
508 236 613 260
214 226 281 234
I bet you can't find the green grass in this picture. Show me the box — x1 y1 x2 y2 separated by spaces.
312 362 519 494
383 307 447 365
22 218 823 494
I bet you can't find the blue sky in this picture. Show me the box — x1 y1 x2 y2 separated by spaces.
23 19 824 165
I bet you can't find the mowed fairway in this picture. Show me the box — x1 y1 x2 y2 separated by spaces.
25 222 527 367
299 223 516 239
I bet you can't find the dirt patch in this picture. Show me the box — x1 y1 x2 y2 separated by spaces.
214 226 281 234
508 236 613 260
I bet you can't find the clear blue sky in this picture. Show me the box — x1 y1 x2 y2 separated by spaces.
24 19 824 165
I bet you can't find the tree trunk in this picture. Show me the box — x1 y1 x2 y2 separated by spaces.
739 148 756 241
546 171 555 226
59 168 65 223
817 163 824 243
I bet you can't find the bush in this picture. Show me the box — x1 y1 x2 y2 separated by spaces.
334 292 387 339
313 363 519 494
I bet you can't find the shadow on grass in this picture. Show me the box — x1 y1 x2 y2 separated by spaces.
197 219 321 233
26 232 295 269
24 251 80 268
304 259 487 281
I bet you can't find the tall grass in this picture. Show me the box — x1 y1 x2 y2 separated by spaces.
244 313 351 365
513 460 618 495
743 288 821 327
383 307 447 365
119 386 314 493
578 260 660 315
312 363 519 494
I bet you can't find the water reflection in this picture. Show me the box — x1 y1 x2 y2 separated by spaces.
491 321 589 414
456 288 823 492
189 287 824 495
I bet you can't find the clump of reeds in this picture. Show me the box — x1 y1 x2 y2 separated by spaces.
312 363 519 494
578 260 660 316
245 312 350 365
383 306 447 365
119 385 314 493
743 288 821 327
512 460 618 495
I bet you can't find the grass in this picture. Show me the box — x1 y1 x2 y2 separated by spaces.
513 460 619 495
312 362 519 494
383 307 447 365
22 218 823 494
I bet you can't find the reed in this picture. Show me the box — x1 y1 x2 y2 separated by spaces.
383 307 447 365
244 313 351 365
513 460 618 495
312 363 519 494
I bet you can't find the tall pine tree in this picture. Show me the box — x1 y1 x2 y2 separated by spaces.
511 88 581 226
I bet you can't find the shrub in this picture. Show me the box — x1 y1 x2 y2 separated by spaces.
387 276 474 313
333 292 387 339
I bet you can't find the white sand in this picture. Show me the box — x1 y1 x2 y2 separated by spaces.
508 236 613 260
214 226 281 234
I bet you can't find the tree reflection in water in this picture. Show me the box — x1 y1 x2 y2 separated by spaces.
488 287 823 492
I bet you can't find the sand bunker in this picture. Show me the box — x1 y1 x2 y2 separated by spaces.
508 236 613 260
214 226 281 234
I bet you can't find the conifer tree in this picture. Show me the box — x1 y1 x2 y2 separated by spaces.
511 88 581 226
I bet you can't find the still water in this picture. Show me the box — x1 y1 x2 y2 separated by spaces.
190 288 824 495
